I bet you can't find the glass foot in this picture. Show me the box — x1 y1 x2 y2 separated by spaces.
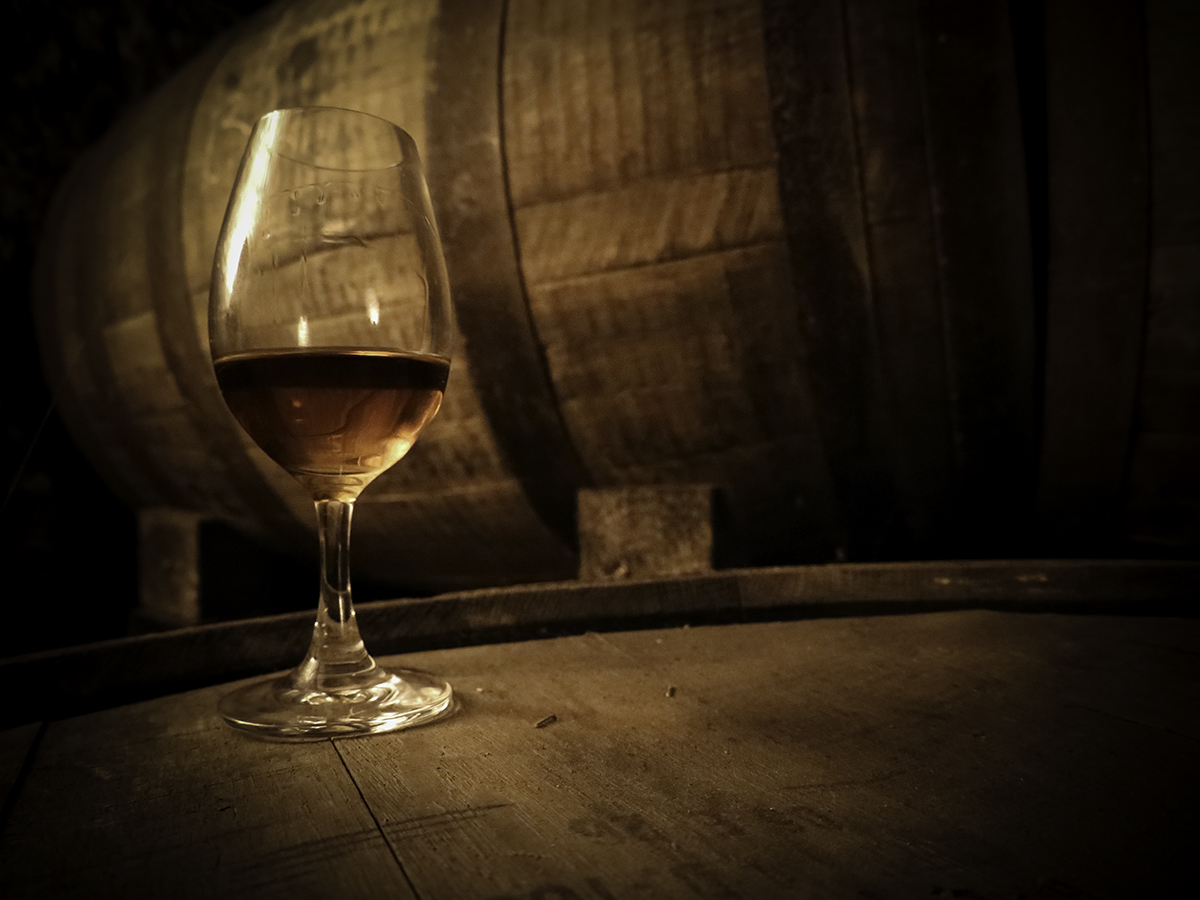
219 665 454 740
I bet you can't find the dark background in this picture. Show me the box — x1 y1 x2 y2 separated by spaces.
0 0 275 655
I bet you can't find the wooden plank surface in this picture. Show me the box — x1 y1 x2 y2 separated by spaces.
2 612 1196 897
0 685 417 899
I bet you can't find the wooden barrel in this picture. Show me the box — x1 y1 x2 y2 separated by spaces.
3 558 1197 723
2 577 1197 896
44 0 1190 593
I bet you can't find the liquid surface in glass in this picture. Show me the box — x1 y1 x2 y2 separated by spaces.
215 347 448 500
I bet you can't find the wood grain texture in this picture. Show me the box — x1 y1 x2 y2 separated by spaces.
1037 0 1150 551
425 0 587 553
0 685 417 899
506 0 841 566
3 560 1197 726
577 485 714 580
504 0 777 205
2 613 1197 897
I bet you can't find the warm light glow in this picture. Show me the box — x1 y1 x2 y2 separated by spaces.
222 113 283 300
366 288 380 326
297 316 309 346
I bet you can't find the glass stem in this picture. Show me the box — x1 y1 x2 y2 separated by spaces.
303 498 371 675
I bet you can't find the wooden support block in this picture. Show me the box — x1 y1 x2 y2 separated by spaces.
577 486 713 581
136 508 201 629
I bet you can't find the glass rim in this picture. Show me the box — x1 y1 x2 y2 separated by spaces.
254 106 420 173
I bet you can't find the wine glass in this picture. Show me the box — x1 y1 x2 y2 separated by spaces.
209 107 454 739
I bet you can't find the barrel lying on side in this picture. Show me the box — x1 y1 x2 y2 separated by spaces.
37 0 1193 595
